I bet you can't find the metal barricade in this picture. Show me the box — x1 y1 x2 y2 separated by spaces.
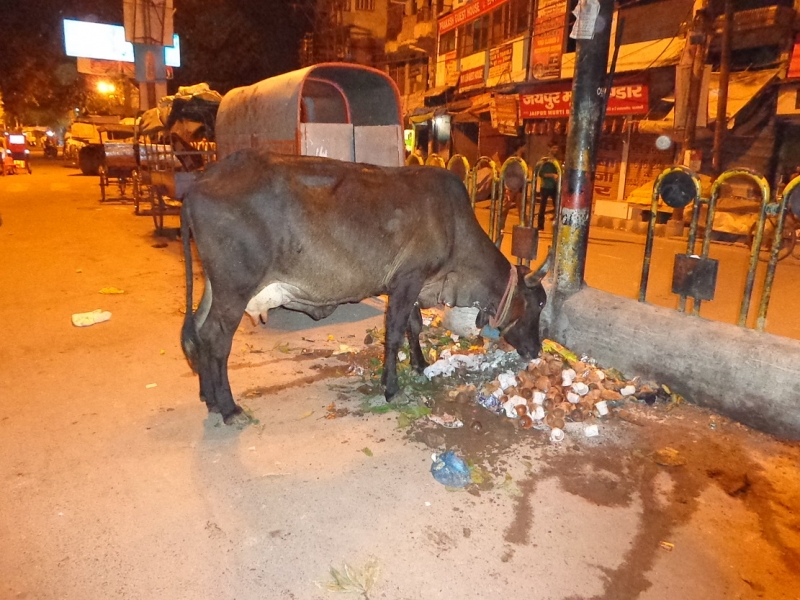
637 166 795 331
425 154 446 168
754 175 798 330
639 166 705 312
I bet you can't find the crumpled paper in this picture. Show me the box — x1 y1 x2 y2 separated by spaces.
71 309 112 327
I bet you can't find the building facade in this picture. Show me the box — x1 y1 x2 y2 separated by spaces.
304 0 800 216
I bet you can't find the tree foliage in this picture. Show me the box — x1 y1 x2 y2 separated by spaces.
0 0 309 126
0 1 121 126
173 0 308 93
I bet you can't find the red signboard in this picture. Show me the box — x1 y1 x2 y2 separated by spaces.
439 0 510 35
789 35 800 79
458 66 486 93
519 82 649 119
531 0 569 80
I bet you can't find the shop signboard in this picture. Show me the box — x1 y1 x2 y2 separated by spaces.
459 66 486 93
438 0 511 35
519 81 649 119
491 94 520 135
488 44 514 82
594 137 623 201
531 0 569 80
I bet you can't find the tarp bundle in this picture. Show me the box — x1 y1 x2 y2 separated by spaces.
137 83 223 142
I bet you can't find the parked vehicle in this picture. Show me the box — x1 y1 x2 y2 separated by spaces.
43 136 59 159
0 137 16 175
5 134 32 174
66 118 136 175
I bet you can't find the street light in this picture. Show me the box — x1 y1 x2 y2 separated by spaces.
96 81 116 95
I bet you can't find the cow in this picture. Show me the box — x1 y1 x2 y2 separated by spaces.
180 149 550 424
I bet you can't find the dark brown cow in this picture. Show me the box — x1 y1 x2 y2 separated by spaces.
180 150 548 423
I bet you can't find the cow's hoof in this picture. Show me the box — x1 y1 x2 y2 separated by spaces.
385 389 412 406
223 407 251 428
207 404 222 414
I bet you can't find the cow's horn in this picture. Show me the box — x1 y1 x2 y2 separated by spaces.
524 245 554 287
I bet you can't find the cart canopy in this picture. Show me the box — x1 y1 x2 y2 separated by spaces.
216 63 404 167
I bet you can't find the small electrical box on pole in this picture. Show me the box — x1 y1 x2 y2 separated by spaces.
123 0 174 111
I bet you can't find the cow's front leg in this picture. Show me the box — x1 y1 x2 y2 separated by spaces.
383 278 424 400
406 304 427 374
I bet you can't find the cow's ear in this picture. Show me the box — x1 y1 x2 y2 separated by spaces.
475 308 490 329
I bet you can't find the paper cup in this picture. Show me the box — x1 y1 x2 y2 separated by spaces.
594 400 609 416
550 427 565 443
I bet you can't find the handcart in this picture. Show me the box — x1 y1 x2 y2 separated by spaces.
140 135 216 234
97 124 140 203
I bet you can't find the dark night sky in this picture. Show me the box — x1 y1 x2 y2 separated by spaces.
0 0 310 121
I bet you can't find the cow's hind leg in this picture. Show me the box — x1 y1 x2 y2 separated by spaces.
383 277 425 400
196 301 249 425
406 304 427 374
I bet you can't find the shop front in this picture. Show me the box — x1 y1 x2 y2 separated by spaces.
518 76 657 218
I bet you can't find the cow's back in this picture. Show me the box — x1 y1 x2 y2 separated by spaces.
184 150 495 305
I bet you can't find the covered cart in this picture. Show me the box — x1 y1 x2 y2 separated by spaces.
215 63 404 167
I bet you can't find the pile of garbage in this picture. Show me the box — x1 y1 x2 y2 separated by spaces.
474 343 651 439
356 314 681 444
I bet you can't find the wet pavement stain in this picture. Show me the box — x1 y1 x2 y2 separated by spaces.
229 349 335 370
239 364 351 398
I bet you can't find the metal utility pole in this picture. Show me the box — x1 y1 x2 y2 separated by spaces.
554 0 616 295
675 6 712 223
712 0 733 174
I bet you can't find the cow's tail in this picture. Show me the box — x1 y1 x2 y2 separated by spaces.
180 203 201 373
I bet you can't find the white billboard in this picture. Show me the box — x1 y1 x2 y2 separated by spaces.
63 19 180 67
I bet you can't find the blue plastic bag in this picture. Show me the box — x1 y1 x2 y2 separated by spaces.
431 451 472 488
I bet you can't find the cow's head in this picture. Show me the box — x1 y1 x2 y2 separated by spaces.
476 259 550 360
499 265 547 358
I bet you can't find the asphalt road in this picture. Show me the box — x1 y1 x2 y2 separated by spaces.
1 156 799 600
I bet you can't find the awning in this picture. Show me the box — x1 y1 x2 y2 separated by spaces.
639 68 778 133
560 36 683 79
707 69 778 129
408 106 445 124
424 84 455 98
451 110 481 123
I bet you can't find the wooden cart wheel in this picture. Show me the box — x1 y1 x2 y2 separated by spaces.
132 170 141 215
152 188 165 235
98 165 108 202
